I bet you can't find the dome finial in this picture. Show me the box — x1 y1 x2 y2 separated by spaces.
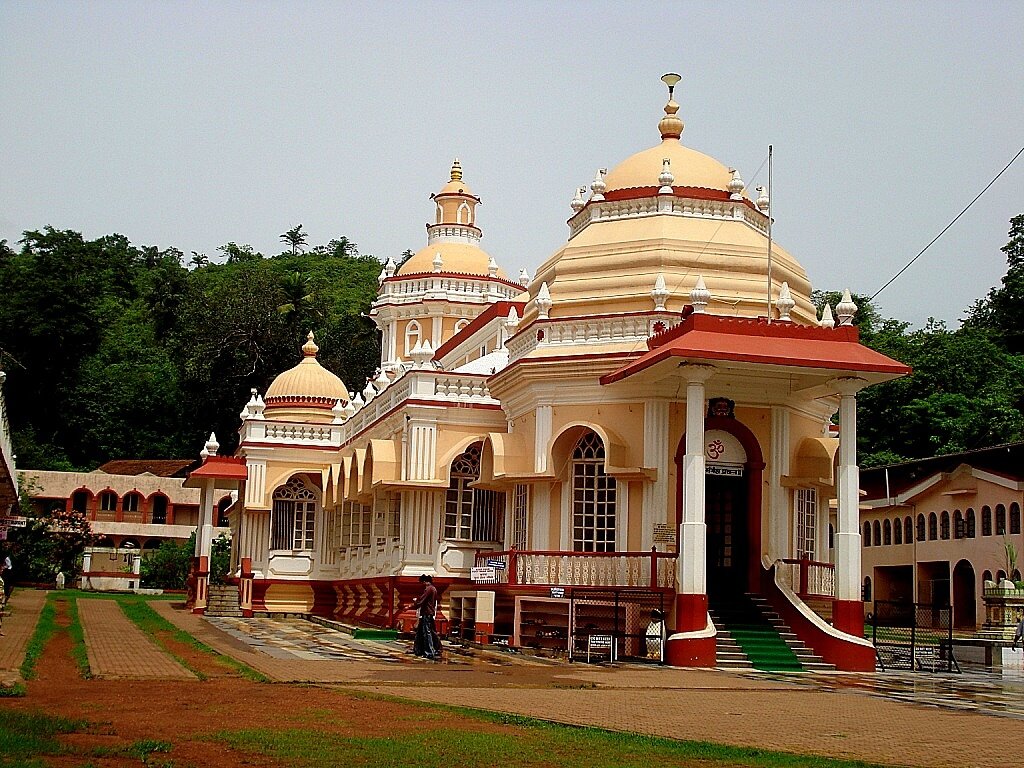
659 73 684 140
302 330 318 357
450 158 463 182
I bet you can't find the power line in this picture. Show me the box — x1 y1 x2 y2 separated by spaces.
870 145 1024 301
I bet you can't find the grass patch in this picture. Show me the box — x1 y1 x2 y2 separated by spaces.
210 723 896 768
116 598 268 683
64 596 92 679
19 597 57 681
0 682 26 697
0 709 88 763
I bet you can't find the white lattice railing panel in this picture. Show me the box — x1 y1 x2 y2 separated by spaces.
477 550 678 589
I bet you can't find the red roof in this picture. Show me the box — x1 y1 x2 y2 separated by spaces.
187 456 248 482
433 300 526 360
601 313 911 384
96 459 195 477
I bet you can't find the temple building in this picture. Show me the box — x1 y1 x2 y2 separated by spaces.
188 76 910 671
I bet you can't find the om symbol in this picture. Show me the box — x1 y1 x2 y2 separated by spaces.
706 439 725 460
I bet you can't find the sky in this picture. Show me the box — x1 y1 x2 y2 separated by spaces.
1 1 1022 328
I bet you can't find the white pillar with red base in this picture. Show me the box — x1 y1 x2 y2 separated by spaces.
666 364 717 666
832 378 866 635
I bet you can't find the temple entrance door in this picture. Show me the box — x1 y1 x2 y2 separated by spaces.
706 471 747 597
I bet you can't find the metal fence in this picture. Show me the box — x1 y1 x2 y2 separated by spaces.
569 589 666 664
870 600 959 673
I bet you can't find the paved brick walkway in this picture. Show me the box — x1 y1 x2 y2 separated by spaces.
78 599 194 680
0 590 47 684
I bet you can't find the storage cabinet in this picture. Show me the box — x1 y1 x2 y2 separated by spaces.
514 596 570 656
448 590 496 643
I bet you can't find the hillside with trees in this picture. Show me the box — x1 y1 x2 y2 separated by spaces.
0 214 1021 472
0 227 384 470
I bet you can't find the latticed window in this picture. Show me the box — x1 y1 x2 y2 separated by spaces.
966 508 976 538
1011 503 1021 535
863 521 871 546
916 514 926 542
271 477 317 551
872 520 881 546
928 513 937 541
795 489 816 559
904 516 913 543
982 506 992 536
444 443 504 542
894 518 902 545
954 510 964 539
940 511 950 540
996 505 1007 535
512 484 530 550
388 495 401 539
883 519 892 545
572 432 617 552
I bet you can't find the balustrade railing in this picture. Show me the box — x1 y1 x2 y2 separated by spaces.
475 548 676 589
778 557 836 599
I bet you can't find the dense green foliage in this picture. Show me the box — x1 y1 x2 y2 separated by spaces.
0 228 383 470
140 534 195 589
5 480 92 583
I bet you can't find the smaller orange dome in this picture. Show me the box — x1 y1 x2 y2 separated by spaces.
265 332 349 403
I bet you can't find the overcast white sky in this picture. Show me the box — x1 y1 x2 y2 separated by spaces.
2 1 1022 327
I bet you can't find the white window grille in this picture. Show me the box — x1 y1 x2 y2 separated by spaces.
271 477 317 551
572 432 616 552
444 443 504 542
388 494 401 539
512 484 529 550
795 488 816 560
404 320 421 356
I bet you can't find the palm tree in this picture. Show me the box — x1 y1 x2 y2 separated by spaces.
280 225 309 256
277 271 314 318
327 237 358 258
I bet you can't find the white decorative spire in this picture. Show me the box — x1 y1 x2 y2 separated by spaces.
775 281 795 322
384 257 396 278
836 289 858 326
590 168 607 202
535 281 552 320
432 252 443 273
362 380 376 403
374 369 390 392
571 186 586 213
690 276 710 313
410 339 434 369
504 306 520 333
200 432 219 459
341 398 356 418
728 168 745 201
651 273 669 310
819 302 835 328
378 265 387 285
331 399 346 424
658 158 674 194
755 185 770 213
240 388 259 421
519 268 531 287
352 392 365 410
487 255 498 278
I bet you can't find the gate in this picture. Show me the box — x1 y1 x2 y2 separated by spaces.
569 589 666 663
871 600 960 672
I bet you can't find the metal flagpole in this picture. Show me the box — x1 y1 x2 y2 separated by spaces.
766 144 773 323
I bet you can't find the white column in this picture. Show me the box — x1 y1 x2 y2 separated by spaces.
534 405 552 473
834 378 865 602
195 478 216 560
769 406 790 562
642 399 670 551
678 366 714 594
532 483 551 549
431 315 443 348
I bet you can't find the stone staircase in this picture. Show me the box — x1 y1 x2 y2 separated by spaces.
205 585 243 617
711 592 835 673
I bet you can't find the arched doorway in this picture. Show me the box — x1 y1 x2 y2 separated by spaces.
675 411 765 595
952 559 977 629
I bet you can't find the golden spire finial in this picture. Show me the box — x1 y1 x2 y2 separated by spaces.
302 330 319 357
659 73 684 140
450 158 463 182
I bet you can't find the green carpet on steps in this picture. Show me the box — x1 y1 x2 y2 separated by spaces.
714 594 804 673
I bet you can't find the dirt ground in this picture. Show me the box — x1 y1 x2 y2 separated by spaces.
3 602 512 768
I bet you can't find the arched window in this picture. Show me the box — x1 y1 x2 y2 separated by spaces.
982 506 992 536
123 492 142 514
863 521 871 545
995 504 1006 535
893 518 902 545
862 576 872 602
966 508 976 538
916 514 926 542
444 443 504 542
404 320 422 357
997 570 1007 582
453 319 470 336
1013 569 1022 582
928 512 938 541
151 495 168 525
99 491 118 514
572 431 617 552
940 510 950 540
271 477 317 551
904 516 913 544
216 496 232 528
457 201 471 224
872 520 881 546
982 570 993 585
71 490 90 514
883 519 892 545
1011 503 1021 535
954 510 964 539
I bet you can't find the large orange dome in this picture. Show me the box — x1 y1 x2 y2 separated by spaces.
265 332 348 404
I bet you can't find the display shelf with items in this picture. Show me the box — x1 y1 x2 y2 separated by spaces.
448 590 497 644
514 596 570 656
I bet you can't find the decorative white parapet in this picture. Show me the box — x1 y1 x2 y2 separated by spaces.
651 273 669 310
567 194 768 241
690 276 710 313
819 302 835 328
836 289 858 326
775 281 795 322
505 310 681 362
589 168 607 202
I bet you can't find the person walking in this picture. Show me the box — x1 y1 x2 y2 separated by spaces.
411 574 442 660
1013 610 1024 651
